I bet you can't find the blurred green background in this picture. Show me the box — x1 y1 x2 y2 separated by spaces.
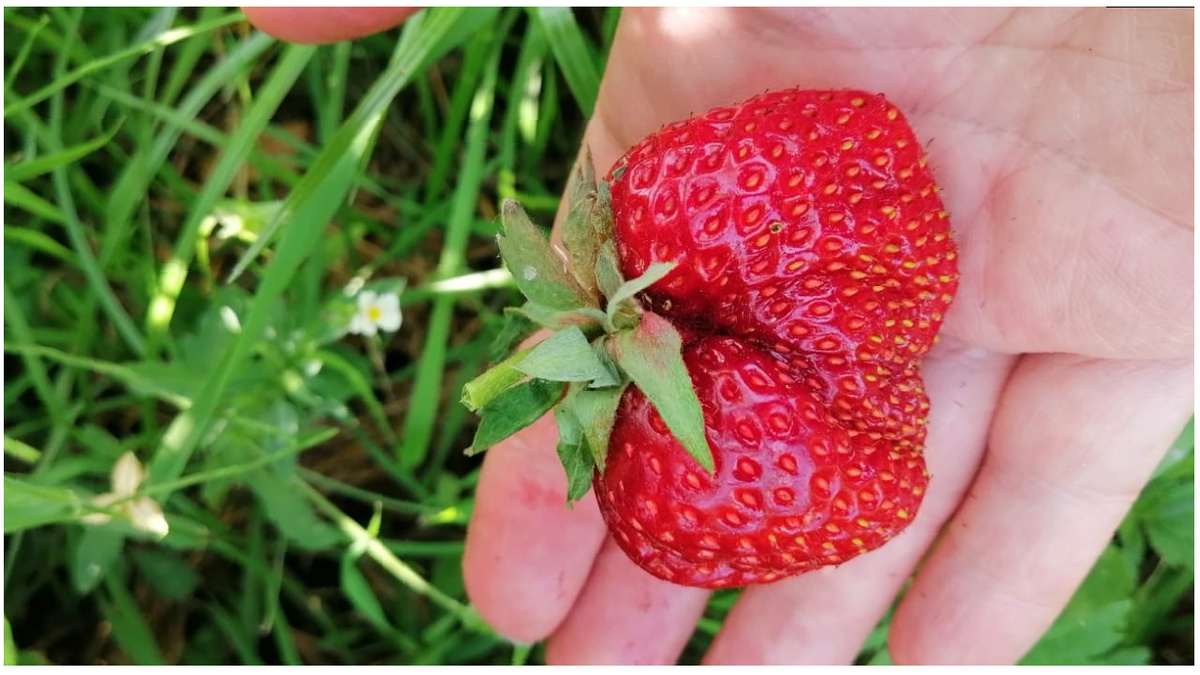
2 7 1193 665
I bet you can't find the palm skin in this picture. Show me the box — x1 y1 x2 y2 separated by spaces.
246 7 1194 665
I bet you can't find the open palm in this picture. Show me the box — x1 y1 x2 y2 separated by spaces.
248 7 1194 664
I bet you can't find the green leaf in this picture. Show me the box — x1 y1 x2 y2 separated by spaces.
1021 547 1136 664
515 326 611 383
611 313 714 472
3 11 244 117
554 406 593 502
2 476 83 533
149 8 494 496
489 309 537 361
4 226 77 265
605 261 676 322
1022 600 1133 665
589 340 621 388
4 616 16 666
131 548 200 601
566 384 626 468
4 121 121 183
507 302 608 332
99 575 166 665
532 7 601 116
1140 477 1193 568
245 472 341 550
71 526 126 594
340 555 394 634
469 378 566 454
560 149 614 299
497 199 588 311
3 178 66 223
595 240 624 302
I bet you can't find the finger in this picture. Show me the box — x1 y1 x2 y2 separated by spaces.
890 354 1194 664
461 413 608 643
458 111 630 643
544 539 710 665
241 7 418 44
703 340 1015 664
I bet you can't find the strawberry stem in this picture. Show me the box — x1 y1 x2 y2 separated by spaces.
461 346 535 412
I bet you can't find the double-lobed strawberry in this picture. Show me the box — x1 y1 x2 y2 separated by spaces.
463 88 959 589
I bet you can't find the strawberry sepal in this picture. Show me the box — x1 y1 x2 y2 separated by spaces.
462 155 717 499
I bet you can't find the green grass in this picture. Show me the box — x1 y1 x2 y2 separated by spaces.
2 7 1193 665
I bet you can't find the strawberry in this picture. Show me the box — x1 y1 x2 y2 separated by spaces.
596 335 923 588
464 88 958 590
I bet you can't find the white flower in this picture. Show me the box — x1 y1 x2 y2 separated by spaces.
348 290 402 337
81 452 169 539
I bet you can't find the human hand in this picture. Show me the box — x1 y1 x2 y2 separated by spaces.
245 7 1194 664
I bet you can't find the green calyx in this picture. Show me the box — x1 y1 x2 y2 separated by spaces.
462 152 715 502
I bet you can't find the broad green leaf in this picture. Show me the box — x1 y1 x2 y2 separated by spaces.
131 548 201 601
1141 478 1193 568
515 326 610 383
1101 648 1152 665
605 262 676 323
554 406 592 502
497 199 588 311
1021 547 1136 665
469 378 565 454
245 471 340 550
1021 601 1132 665
612 313 714 472
3 476 83 533
71 527 126 594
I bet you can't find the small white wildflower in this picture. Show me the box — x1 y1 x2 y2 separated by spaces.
348 290 402 337
81 451 169 539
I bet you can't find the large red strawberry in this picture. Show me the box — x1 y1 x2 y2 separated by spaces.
596 335 923 588
463 88 958 590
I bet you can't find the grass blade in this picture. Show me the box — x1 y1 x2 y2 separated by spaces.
144 43 315 352
531 7 601 116
4 121 121 183
147 8 496 492
399 13 508 470
4 12 243 118
228 7 501 282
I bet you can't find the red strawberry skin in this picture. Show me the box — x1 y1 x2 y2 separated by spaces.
596 88 958 588
595 336 925 588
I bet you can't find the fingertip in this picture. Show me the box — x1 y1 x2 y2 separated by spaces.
461 414 608 644
241 7 419 44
